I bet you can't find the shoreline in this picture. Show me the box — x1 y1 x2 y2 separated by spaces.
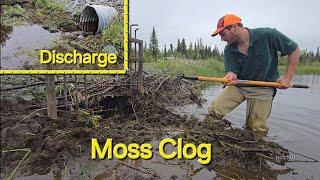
146 58 320 76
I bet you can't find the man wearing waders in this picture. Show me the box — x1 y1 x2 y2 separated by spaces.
209 14 300 132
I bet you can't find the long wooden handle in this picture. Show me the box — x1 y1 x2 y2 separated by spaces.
183 76 310 88
197 76 229 83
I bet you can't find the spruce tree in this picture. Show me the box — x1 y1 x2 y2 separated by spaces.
144 42 148 53
177 38 181 53
181 38 187 56
188 42 193 59
169 44 174 54
149 27 160 61
164 44 167 58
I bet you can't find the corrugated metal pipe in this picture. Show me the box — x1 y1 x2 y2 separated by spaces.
80 5 118 33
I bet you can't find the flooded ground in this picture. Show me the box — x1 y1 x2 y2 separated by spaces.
181 74 320 179
0 25 60 69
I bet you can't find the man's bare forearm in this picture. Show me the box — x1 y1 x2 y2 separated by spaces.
284 47 300 81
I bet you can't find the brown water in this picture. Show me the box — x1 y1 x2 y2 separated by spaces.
0 25 60 69
180 74 320 179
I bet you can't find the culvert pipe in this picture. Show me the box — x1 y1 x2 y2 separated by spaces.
80 5 118 33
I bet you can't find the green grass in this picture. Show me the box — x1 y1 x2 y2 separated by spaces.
1 4 28 26
279 62 320 75
102 16 124 52
146 58 320 77
1 0 76 31
146 58 224 77
33 0 65 12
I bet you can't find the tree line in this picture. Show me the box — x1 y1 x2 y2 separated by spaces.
145 27 222 61
145 27 320 63
299 47 320 63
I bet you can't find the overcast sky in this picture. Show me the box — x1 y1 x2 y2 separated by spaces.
130 0 320 52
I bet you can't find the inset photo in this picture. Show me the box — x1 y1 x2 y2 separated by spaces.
1 0 128 74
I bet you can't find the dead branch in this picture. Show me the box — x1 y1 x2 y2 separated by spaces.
1 80 90 91
156 75 170 92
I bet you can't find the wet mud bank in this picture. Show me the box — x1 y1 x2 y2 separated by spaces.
0 75 295 179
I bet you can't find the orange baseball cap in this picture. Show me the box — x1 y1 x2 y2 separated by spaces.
211 14 242 37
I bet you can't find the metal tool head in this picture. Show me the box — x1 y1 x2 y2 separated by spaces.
177 74 185 79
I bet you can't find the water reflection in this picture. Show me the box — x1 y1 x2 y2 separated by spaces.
0 25 60 69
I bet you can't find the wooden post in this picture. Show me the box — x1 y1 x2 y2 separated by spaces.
129 38 132 74
138 42 144 91
45 75 58 119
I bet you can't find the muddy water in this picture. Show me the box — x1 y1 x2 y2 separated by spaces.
181 74 320 179
0 25 60 69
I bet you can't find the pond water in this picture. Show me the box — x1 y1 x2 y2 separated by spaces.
0 25 60 69
181 74 320 179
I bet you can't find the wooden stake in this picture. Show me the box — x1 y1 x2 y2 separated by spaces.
45 75 58 119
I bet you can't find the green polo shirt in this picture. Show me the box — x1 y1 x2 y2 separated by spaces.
224 27 298 82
